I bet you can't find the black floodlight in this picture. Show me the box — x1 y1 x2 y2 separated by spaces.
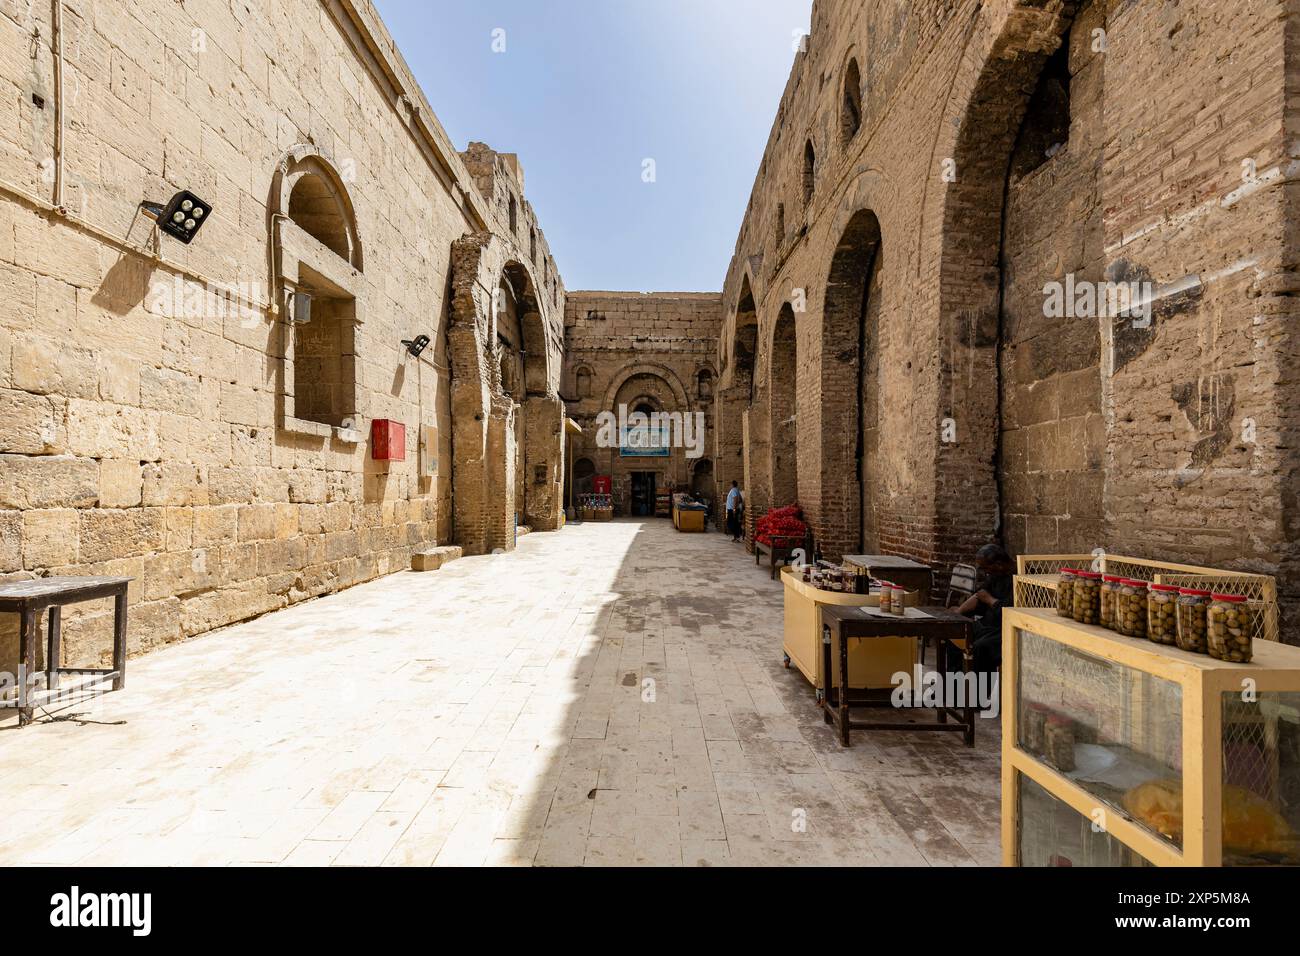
402 334 431 358
141 190 212 244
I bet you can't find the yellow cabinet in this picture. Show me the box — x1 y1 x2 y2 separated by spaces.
781 567 915 693
1002 607 1300 867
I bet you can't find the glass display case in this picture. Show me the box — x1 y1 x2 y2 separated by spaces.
1003 607 1300 866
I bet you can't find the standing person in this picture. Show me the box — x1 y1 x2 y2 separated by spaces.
725 481 744 541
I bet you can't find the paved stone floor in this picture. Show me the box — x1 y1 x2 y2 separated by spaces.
0 519 1001 866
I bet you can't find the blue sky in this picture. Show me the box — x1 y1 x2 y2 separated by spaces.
373 0 813 292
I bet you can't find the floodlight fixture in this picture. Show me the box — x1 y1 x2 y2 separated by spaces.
140 190 212 244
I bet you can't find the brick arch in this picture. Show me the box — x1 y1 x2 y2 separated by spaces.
716 272 759 526
600 362 691 416
448 234 565 553
769 302 799 509
814 206 883 558
724 272 759 395
501 259 552 397
931 0 1078 561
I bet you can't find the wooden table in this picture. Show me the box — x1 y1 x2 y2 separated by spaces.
0 576 131 725
819 604 976 747
842 554 933 604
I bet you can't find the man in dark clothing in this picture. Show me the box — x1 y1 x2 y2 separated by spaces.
952 543 1015 675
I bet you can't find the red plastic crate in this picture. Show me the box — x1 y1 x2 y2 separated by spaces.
371 419 406 461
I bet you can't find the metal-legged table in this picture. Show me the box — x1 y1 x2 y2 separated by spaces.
0 576 131 726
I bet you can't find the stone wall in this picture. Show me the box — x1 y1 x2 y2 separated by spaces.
0 0 565 669
716 0 1300 629
563 292 720 517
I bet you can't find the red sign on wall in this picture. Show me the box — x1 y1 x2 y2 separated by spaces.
371 419 406 461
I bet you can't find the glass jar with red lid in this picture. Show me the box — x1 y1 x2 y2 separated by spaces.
1145 582 1176 644
1072 571 1102 626
1115 579 1150 639
1100 575 1123 630
1056 569 1077 618
1175 587 1212 654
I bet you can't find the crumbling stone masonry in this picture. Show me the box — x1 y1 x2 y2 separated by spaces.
0 0 566 669
563 293 720 517
716 0 1300 631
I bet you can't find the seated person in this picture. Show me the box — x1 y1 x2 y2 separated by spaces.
950 543 1015 675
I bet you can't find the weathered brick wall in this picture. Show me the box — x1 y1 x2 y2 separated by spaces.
717 0 1299 630
563 292 720 517
0 0 565 667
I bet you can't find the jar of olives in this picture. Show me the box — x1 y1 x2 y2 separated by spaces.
1056 569 1077 618
1117 579 1150 639
1100 575 1122 630
1072 571 1102 626
1144 582 1175 643
1207 593 1254 662
1175 588 1211 654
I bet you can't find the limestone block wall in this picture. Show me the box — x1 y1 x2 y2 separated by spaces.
0 0 566 669
563 293 720 516
716 0 1300 630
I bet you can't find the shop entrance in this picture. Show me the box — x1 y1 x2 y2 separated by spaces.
630 471 656 517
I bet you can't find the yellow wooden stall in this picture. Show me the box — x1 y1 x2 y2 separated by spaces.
781 566 916 695
1002 607 1300 867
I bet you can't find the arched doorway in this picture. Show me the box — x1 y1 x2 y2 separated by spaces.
769 303 799 509
691 458 714 521
574 457 596 497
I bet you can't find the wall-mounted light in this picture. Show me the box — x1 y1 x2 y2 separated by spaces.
140 190 212 244
402 334 430 358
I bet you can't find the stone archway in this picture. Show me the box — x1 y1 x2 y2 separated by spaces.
448 234 564 554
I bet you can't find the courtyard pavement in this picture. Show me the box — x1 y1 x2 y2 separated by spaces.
0 519 1000 866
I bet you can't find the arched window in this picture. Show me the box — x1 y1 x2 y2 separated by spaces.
802 140 816 205
841 58 863 144
575 366 593 399
272 148 363 435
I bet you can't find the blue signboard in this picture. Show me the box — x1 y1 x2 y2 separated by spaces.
619 424 670 457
